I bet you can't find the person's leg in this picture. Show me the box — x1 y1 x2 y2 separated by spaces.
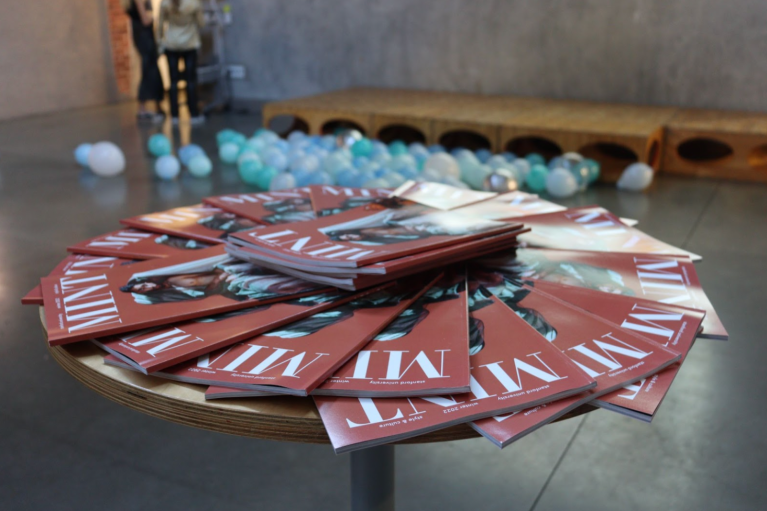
183 50 200 119
166 51 181 120
132 21 153 118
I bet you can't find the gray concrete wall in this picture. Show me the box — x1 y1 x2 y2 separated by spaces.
224 0 767 112
0 0 116 121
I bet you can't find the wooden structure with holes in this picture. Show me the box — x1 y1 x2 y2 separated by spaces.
263 88 767 182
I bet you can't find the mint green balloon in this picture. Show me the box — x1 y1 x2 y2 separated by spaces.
255 166 279 190
147 133 172 157
526 164 549 192
238 158 264 185
351 138 374 158
188 155 213 177
584 158 601 183
216 129 246 148
219 142 241 164
388 140 408 156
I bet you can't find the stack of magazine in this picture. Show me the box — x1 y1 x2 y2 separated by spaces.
26 182 727 454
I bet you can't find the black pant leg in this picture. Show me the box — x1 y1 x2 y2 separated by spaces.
166 51 181 118
183 50 199 117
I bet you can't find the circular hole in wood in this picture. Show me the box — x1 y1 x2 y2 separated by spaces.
579 142 639 164
267 115 309 137
505 136 562 160
321 119 367 136
377 124 426 145
677 137 733 162
439 130 491 152
748 144 767 169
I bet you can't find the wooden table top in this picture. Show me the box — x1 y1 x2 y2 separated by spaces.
42 308 592 445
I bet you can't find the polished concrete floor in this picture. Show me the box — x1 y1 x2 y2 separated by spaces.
1 103 766 511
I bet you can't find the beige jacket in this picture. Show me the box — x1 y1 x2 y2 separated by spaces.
157 0 204 51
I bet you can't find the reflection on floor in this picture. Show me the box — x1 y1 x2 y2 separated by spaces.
1 103 765 511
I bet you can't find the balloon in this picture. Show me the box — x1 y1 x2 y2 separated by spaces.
486 155 510 170
74 143 92 167
237 149 260 167
255 129 279 145
178 144 205 166
363 177 390 189
148 133 172 157
254 166 279 189
428 144 446 154
570 161 591 191
238 158 264 185
475 148 492 163
245 137 267 154
388 154 417 173
548 156 571 171
351 138 374 158
270 172 297 191
307 171 334 186
261 147 288 172
422 153 460 179
287 130 306 144
464 164 492 190
388 140 408 156
546 167 578 198
336 168 360 187
187 155 213 177
583 158 601 183
526 164 549 193
525 153 545 166
88 141 125 177
441 176 470 189
154 155 181 180
483 168 518 193
216 129 246 148
617 163 654 192
501 151 517 162
219 142 241 164
335 129 363 148
512 158 531 182
352 156 370 169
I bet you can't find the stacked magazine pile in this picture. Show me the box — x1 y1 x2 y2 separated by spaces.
27 182 727 453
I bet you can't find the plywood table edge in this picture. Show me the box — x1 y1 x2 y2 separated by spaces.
39 308 593 446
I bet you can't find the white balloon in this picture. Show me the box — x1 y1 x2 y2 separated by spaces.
87 141 125 177
617 163 654 192
546 167 578 198
422 153 460 179
512 158 531 181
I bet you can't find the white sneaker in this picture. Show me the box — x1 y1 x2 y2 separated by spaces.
190 115 206 126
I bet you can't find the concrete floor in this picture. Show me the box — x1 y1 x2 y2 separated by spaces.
1 103 766 511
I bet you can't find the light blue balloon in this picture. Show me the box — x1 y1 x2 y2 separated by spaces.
372 152 392 166
525 153 545 166
262 147 289 172
219 142 241 164
270 172 297 191
441 175 469 189
238 158 264 185
428 144 446 154
584 158 601 183
353 171 375 188
336 168 360 187
421 167 443 182
370 140 389 158
255 130 279 145
292 168 316 187
352 156 370 169
464 164 492 190
373 166 390 179
320 135 337 151
526 164 549 192
512 159 531 181
237 149 260 167
154 155 181 180
546 167 578 198
273 139 290 153
148 133 172 157
570 161 591 191
178 144 205 166
216 129 242 147
363 177 390 189
486 155 510 170
475 148 492 163
502 151 517 162
389 154 417 172
74 143 92 167
187 155 213 177
548 156 571 171
398 167 419 180
287 131 306 144
384 172 407 188
450 147 467 157
307 171 334 186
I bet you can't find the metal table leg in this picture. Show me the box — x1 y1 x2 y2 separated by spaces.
350 445 395 511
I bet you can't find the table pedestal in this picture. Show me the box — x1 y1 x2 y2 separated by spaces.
351 445 395 511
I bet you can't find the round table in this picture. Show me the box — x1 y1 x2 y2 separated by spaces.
42 309 592 511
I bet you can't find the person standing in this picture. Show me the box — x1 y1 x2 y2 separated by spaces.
123 0 165 123
156 0 205 125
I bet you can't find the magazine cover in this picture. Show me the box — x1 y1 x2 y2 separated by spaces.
455 191 566 220
229 198 522 268
93 288 371 373
121 205 261 244
479 248 727 339
313 288 596 453
67 228 210 259
131 277 438 396
391 181 497 210
22 254 133 305
315 269 471 397
204 188 316 224
309 185 391 217
515 206 701 261
41 245 328 345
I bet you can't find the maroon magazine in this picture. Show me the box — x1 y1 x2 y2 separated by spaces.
67 228 209 259
129 277 436 396
455 191 566 220
315 269 471 397
22 254 133 306
309 185 391 217
120 205 261 244
204 189 316 224
514 206 701 261
391 181 497 210
313 290 596 453
229 200 522 268
41 245 328 345
480 248 727 339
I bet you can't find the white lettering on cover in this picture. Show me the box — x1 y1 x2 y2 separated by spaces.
567 333 651 378
127 327 200 357
60 275 121 333
620 305 683 344
634 258 692 304
87 231 153 248
346 398 404 428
